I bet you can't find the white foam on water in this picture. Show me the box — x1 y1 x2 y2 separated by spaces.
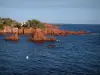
90 33 100 35
56 40 60 42
26 56 29 60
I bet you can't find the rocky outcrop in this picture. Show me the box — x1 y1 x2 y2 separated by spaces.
42 23 68 36
12 27 18 34
18 28 36 35
29 28 56 42
2 23 88 42
23 28 32 34
66 30 87 35
43 27 68 36
3 26 12 33
44 23 88 36
4 33 19 41
33 28 47 40
46 37 56 42
29 28 47 41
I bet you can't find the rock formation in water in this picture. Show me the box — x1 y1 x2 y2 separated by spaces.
4 27 19 41
0 17 89 42
32 28 47 41
30 28 56 42
5 33 19 41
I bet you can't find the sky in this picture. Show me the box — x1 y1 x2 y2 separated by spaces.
0 0 100 24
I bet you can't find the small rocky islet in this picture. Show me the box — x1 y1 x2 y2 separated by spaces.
0 17 88 42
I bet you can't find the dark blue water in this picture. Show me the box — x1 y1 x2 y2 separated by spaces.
0 24 100 75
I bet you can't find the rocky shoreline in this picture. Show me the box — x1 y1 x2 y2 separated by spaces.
0 24 88 42
0 17 88 42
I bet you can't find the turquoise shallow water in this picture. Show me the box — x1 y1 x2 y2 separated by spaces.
0 24 100 75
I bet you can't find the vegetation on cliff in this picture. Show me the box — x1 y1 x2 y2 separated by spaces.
0 17 20 29
0 17 45 29
25 19 45 29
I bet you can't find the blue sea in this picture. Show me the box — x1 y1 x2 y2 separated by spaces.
0 24 100 75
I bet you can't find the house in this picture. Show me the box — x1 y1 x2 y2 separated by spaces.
20 21 26 26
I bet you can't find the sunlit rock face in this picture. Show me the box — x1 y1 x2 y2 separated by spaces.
43 27 67 36
44 23 88 36
29 28 56 42
3 26 19 34
43 23 68 36
31 28 36 34
12 27 18 34
18 29 23 34
31 28 47 41
2 23 88 42
17 28 36 35
3 26 12 33
23 28 32 34
5 33 19 41
52 29 68 36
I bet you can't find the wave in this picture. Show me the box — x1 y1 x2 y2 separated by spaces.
90 33 100 35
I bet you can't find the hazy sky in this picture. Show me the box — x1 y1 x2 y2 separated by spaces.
0 0 100 24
